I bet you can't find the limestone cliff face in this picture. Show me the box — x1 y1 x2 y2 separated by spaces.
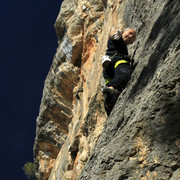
34 0 180 179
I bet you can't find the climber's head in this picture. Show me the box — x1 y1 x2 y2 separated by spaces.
122 28 136 45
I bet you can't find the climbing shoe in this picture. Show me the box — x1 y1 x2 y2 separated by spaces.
102 87 120 96
102 87 120 115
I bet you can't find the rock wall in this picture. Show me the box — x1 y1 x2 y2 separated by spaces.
34 0 180 179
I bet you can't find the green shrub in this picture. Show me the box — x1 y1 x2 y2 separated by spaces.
22 162 36 179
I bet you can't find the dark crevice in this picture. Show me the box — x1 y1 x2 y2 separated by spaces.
69 136 80 165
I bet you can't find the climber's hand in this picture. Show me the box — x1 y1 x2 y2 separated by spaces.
111 30 122 40
130 58 134 69
130 58 134 65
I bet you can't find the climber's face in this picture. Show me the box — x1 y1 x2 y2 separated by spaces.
122 29 136 44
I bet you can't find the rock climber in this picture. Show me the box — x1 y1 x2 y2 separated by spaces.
102 28 137 115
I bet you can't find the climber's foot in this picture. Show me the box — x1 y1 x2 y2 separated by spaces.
102 87 120 96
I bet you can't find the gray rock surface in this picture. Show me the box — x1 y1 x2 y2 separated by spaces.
79 0 180 179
